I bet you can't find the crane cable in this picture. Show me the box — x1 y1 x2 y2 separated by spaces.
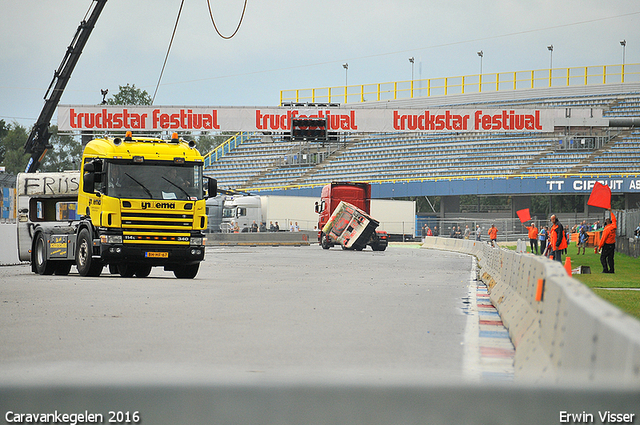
152 0 185 104
207 0 248 39
153 0 247 104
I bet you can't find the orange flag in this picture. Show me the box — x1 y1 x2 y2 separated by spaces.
517 208 531 223
587 182 611 209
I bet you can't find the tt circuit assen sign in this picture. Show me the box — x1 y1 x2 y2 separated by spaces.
58 105 555 133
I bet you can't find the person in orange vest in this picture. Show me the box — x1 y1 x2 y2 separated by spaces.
525 222 539 254
488 224 498 247
597 209 617 273
549 215 567 262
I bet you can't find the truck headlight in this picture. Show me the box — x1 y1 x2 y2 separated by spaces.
100 235 123 244
190 237 205 246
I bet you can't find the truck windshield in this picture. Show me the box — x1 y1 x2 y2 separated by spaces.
106 162 203 200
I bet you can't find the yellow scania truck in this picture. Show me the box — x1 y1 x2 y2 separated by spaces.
17 132 216 279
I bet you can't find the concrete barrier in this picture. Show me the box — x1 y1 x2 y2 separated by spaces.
206 231 315 246
0 223 19 266
422 236 640 383
0 376 638 425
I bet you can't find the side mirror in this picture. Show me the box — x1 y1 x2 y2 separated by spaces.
314 202 320 213
204 176 217 199
82 173 95 194
82 159 103 188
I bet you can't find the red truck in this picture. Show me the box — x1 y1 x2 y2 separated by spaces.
315 182 388 251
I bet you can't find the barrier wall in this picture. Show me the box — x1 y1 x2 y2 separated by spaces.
206 231 314 246
0 223 19 265
422 236 640 383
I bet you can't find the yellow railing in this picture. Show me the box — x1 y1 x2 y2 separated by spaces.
280 63 640 105
203 132 252 167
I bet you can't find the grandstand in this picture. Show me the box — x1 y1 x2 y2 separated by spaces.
202 65 640 208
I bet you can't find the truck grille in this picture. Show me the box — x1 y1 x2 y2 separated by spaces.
121 210 193 245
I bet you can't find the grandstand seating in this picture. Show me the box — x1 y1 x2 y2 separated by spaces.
204 135 301 187
204 88 640 191
579 131 640 174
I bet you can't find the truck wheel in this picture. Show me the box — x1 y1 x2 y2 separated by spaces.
76 229 103 277
135 265 152 278
174 264 199 279
321 233 331 250
34 233 55 275
370 241 387 251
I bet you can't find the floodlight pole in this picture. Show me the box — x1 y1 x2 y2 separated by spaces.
621 40 627 83
343 63 348 87
547 45 554 87
409 57 415 81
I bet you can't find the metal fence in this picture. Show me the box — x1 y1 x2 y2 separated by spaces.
416 216 618 244
417 217 533 243
416 211 640 257
616 209 640 257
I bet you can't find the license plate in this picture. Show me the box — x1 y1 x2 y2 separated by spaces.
145 252 168 258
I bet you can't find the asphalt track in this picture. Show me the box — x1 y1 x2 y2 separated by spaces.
0 245 494 382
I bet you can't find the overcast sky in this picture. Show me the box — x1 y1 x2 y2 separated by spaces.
1 0 639 127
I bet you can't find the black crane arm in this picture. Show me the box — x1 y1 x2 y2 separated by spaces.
23 0 107 173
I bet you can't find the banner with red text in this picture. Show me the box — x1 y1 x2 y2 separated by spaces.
58 105 556 133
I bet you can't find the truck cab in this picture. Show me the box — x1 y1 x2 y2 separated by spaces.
221 195 261 232
315 182 388 251
21 132 216 279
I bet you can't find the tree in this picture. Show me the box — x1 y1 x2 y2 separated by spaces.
195 131 235 156
0 122 29 175
0 122 82 174
39 126 82 172
0 120 8 164
106 84 152 105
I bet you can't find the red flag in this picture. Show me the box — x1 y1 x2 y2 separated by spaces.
517 208 531 223
587 182 611 209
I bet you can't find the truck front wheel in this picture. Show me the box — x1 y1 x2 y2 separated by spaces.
135 265 152 278
34 233 55 275
173 264 199 279
76 229 103 277
321 232 332 250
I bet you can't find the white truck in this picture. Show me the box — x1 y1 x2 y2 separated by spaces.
16 171 80 268
217 195 319 232
212 194 415 236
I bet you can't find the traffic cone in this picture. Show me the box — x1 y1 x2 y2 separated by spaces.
564 257 572 277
